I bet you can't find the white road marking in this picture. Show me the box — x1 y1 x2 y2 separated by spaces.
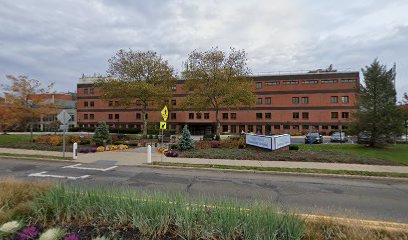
28 171 90 180
62 164 118 172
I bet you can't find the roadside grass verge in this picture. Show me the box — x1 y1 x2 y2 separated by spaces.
299 144 408 165
0 178 51 224
152 162 408 178
0 142 73 152
31 185 304 239
178 144 408 166
303 218 407 240
0 134 31 144
1 179 406 240
0 153 70 160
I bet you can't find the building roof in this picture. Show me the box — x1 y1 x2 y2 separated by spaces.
77 70 360 86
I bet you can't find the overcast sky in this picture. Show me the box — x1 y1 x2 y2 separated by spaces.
0 0 407 99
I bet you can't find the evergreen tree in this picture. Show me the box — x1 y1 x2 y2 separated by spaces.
351 59 403 146
93 122 112 146
178 125 194 151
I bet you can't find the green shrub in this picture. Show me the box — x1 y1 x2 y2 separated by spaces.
203 134 214 141
289 144 299 151
92 122 111 146
178 125 194 151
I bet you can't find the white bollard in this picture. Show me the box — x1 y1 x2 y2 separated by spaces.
73 142 78 160
147 145 152 163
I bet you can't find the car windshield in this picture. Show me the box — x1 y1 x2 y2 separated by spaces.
307 133 319 137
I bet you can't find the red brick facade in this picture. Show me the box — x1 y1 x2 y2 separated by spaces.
77 71 359 135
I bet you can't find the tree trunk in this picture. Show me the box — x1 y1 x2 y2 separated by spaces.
215 108 220 138
30 122 33 143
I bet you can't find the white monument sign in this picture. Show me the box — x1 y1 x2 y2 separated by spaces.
245 133 291 151
245 134 272 150
272 134 291 150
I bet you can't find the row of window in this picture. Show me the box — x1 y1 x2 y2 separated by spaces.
330 96 349 103
291 96 349 104
84 101 95 107
254 112 349 120
189 112 211 119
85 96 348 108
255 79 357 89
222 124 348 133
84 112 349 121
83 114 94 120
83 88 95 95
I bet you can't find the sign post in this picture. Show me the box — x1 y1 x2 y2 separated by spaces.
160 106 168 162
405 120 408 143
57 110 71 158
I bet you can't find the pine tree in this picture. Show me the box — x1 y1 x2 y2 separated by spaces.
93 122 112 146
351 59 403 146
178 125 194 151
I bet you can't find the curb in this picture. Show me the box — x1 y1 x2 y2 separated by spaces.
144 163 408 181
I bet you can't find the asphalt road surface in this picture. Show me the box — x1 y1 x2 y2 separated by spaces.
1 158 407 223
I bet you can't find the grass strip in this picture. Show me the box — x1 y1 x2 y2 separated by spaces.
152 162 408 178
30 185 304 240
2 179 407 240
0 153 69 160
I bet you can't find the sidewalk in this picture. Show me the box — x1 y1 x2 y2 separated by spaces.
0 147 72 157
164 157 408 174
1 147 408 174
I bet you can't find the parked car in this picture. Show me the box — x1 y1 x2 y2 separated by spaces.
330 132 348 143
357 131 371 144
304 132 323 144
357 131 398 144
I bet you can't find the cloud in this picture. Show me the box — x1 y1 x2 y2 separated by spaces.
0 0 407 98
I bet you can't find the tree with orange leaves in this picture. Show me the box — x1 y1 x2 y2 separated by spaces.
1 75 55 140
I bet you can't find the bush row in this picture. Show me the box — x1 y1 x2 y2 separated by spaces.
34 135 91 146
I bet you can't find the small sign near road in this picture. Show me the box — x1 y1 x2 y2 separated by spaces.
57 110 71 125
160 121 167 130
161 106 168 121
59 125 69 131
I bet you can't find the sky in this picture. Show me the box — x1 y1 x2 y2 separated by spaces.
0 0 407 100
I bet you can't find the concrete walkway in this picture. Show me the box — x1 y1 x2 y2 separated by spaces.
1 147 408 174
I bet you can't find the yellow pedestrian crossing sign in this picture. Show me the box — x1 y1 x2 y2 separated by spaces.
161 106 168 121
160 121 167 130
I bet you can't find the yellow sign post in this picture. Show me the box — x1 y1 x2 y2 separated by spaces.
160 106 168 162
160 121 167 130
161 106 168 121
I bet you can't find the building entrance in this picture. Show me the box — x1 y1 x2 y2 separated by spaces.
187 124 214 135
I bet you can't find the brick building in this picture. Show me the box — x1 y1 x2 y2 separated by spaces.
77 70 359 135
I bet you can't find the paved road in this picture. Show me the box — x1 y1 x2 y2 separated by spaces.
1 158 407 223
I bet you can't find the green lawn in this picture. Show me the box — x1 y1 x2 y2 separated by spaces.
178 144 408 166
299 144 408 165
0 134 72 152
0 134 31 144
